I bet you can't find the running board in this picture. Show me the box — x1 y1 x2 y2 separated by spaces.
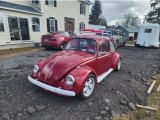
97 68 113 83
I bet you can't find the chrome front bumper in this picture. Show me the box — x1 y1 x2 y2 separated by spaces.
28 76 75 96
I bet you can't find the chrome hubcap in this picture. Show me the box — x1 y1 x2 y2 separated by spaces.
83 77 95 97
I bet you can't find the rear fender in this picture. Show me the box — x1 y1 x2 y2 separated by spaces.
111 52 121 70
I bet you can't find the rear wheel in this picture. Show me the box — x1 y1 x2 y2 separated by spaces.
79 74 96 99
60 41 67 50
115 58 121 71
115 40 119 49
123 39 126 46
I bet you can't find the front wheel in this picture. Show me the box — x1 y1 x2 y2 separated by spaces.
60 42 67 50
79 74 96 99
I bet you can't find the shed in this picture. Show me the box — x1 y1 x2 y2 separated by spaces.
136 23 160 48
116 25 139 40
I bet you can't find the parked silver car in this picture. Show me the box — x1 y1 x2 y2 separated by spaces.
102 29 127 49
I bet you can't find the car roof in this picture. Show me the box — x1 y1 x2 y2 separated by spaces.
74 35 111 44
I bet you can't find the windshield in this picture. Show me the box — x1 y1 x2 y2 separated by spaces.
65 38 96 54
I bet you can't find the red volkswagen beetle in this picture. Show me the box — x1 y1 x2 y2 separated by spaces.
41 31 71 49
28 35 121 99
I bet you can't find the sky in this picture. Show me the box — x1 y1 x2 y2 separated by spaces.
94 0 151 25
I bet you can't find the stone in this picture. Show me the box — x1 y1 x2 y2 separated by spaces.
89 102 92 106
142 77 146 82
103 98 110 104
100 110 107 115
94 116 102 120
86 118 90 120
145 111 152 116
35 105 46 111
116 91 121 94
103 117 109 120
27 106 36 114
152 71 157 75
128 102 136 110
3 113 10 119
104 106 110 111
110 110 120 118
120 100 127 105
151 76 156 80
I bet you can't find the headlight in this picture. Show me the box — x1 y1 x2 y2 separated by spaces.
65 75 75 87
33 65 39 74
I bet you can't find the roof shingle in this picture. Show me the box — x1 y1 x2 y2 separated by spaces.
0 1 42 15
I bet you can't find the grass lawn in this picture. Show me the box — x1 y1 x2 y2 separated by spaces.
0 47 39 56
111 74 160 120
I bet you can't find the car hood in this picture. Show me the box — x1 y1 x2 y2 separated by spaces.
38 50 95 86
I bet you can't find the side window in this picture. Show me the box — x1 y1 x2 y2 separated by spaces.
109 41 115 52
79 22 85 31
45 0 57 7
144 29 152 33
98 42 109 56
80 3 86 15
32 0 39 4
0 12 4 32
119 31 122 36
46 18 58 32
32 17 40 32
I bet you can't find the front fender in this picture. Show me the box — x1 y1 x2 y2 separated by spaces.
58 66 97 95
112 52 121 70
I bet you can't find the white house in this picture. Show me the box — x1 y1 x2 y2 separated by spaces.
0 0 91 49
136 23 160 48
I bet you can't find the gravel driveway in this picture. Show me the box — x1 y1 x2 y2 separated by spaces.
0 47 160 120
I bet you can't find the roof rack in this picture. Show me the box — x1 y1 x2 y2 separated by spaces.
79 29 105 40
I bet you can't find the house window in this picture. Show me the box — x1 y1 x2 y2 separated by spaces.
0 12 4 32
32 17 40 32
32 0 39 4
80 3 86 15
47 18 58 32
80 22 85 31
144 29 152 33
45 0 57 7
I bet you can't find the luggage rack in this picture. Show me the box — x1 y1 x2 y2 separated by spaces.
79 29 113 40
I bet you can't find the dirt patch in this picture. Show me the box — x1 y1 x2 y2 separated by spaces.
0 46 160 120
0 47 40 59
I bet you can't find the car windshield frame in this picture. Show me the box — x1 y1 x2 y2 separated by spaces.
65 38 97 54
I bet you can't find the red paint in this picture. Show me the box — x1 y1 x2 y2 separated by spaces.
41 31 71 49
30 35 120 96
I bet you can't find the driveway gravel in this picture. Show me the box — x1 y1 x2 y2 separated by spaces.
0 47 160 120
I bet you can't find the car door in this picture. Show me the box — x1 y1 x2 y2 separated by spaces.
97 42 112 76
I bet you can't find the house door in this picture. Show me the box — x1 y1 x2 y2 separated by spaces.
65 17 75 36
8 17 30 41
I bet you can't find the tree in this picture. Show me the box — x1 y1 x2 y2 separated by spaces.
89 0 107 26
145 0 160 24
123 13 141 26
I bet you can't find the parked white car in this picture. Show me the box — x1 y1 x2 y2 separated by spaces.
105 29 127 48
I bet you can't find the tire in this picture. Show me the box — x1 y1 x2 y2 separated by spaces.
115 40 119 49
79 74 96 99
123 40 126 46
115 58 121 71
60 42 67 50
